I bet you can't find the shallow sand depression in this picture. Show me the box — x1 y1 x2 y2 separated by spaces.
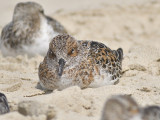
0 0 160 120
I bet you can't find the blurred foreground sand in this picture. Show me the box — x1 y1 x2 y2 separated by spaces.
0 0 160 120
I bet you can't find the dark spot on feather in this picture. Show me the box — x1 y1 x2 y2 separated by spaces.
98 43 106 48
90 41 98 48
82 41 88 47
102 64 106 68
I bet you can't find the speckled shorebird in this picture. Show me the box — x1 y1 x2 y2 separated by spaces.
0 93 10 114
38 34 123 90
142 106 160 120
101 95 141 120
0 2 67 57
101 95 160 120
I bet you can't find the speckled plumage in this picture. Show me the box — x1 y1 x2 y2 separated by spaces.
101 95 160 120
0 2 67 57
38 34 123 90
0 93 10 114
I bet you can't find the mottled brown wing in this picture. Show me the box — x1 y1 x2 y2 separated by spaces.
88 41 123 80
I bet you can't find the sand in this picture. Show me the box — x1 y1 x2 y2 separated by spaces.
0 0 160 120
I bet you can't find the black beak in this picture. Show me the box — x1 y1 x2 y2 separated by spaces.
58 58 65 76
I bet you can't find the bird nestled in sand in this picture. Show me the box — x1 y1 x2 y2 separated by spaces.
0 2 67 57
0 93 10 115
38 34 123 90
101 95 160 120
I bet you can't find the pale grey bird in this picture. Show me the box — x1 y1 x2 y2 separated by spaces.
101 95 160 120
0 2 67 57
101 95 141 120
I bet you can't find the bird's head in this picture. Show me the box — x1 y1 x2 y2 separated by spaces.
46 34 82 77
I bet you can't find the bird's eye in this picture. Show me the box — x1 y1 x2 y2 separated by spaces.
48 50 56 59
68 48 77 57
71 48 75 54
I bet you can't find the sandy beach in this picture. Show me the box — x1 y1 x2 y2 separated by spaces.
0 0 160 120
